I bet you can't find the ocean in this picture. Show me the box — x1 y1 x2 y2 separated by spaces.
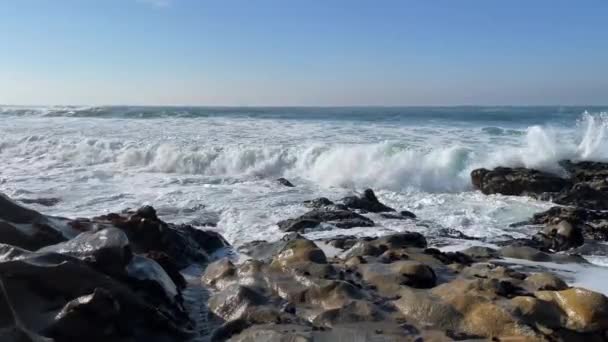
2 105 608 290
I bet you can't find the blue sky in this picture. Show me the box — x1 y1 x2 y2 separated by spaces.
0 0 606 106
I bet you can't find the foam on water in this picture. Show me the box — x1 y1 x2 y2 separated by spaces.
1 108 608 287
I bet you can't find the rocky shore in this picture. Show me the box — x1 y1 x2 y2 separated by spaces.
1 159 608 341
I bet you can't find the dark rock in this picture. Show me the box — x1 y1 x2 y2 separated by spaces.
400 210 417 219
276 178 295 187
18 197 61 207
341 189 395 213
136 205 159 220
303 197 334 208
532 220 584 252
471 167 571 196
436 228 479 241
531 206 608 241
553 183 608 210
559 160 608 183
277 218 320 232
277 208 374 232
38 228 132 275
126 255 180 303
142 250 187 289
0 244 192 340
46 288 121 340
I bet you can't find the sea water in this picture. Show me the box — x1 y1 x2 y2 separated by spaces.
1 106 608 290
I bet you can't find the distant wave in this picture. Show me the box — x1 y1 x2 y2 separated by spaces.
1 112 606 193
2 105 607 125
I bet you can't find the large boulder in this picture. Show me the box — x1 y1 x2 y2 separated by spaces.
0 194 76 250
471 167 571 196
38 228 132 275
535 287 608 333
0 243 192 341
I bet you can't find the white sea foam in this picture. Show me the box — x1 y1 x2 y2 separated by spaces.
0 111 607 265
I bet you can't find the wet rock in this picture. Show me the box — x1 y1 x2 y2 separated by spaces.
0 193 44 224
0 194 73 250
341 189 395 213
209 284 268 321
532 220 585 252
126 255 180 303
560 160 608 183
535 287 608 332
277 209 374 232
276 218 320 232
271 238 327 268
303 197 334 208
344 232 427 259
46 288 121 340
276 178 295 187
202 258 237 289
499 245 587 263
471 167 571 196
18 197 61 207
524 272 568 291
97 208 228 268
358 261 436 295
0 243 192 340
460 246 499 260
379 210 417 220
554 182 608 210
531 206 608 241
142 250 187 289
38 228 132 275
312 300 386 327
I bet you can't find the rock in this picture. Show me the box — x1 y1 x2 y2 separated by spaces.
276 178 295 187
499 245 587 263
277 209 374 232
37 228 132 275
341 189 395 213
560 160 608 183
271 238 327 268
202 258 237 289
471 167 571 196
303 197 334 208
358 261 436 295
400 210 417 219
531 206 608 241
18 197 61 207
277 218 320 232
0 243 192 340
209 284 268 321
535 287 608 332
126 255 180 303
554 182 608 210
343 232 427 259
0 193 44 224
136 205 159 220
0 193 74 250
238 233 305 261
98 208 228 268
532 220 585 252
142 250 187 289
524 272 568 291
460 246 499 260
46 288 121 340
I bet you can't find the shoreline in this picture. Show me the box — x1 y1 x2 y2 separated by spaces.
1 159 608 340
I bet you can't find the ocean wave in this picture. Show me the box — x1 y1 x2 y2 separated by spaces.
1 112 607 193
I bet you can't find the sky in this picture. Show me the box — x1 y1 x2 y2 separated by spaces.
0 0 607 106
